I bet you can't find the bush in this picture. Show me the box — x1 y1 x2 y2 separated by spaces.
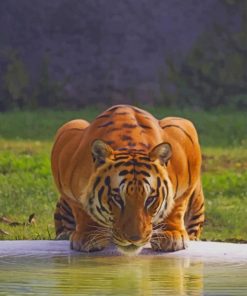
1 51 29 110
162 1 247 110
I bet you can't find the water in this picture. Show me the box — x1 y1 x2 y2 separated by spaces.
0 254 247 296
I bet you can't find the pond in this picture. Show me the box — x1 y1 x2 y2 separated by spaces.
0 241 246 296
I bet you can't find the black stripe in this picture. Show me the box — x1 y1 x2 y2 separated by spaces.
105 140 115 145
135 162 151 169
61 214 75 225
120 169 151 177
191 213 203 221
122 123 138 128
188 229 197 235
54 213 63 221
157 177 161 189
98 186 105 204
128 142 136 147
114 161 125 168
161 187 166 201
104 176 111 197
56 226 64 235
187 190 195 209
139 156 150 161
174 174 178 198
161 124 194 145
89 195 94 205
114 156 129 161
119 178 127 186
98 121 114 128
61 201 73 215
96 206 103 215
98 186 110 214
89 207 107 226
139 124 152 129
62 224 75 231
121 135 133 141
143 178 150 185
140 170 151 177
198 202 205 212
163 180 169 195
93 176 101 191
152 164 159 173
116 148 129 151
105 176 110 186
188 222 202 229
122 160 151 170
56 202 61 208
119 170 129 176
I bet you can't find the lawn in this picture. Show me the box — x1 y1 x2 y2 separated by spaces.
0 107 246 242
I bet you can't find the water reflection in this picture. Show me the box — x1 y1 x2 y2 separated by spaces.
0 254 246 295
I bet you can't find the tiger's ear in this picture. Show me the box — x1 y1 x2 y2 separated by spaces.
149 142 172 165
91 139 113 167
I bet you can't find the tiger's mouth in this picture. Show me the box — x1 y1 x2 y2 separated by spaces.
117 243 143 255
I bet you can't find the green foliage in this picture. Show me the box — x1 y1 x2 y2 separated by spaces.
0 52 67 111
162 1 247 109
32 55 66 108
1 51 29 110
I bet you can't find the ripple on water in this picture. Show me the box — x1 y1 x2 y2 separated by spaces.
0 255 247 296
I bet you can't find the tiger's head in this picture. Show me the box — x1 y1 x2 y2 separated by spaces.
84 139 174 255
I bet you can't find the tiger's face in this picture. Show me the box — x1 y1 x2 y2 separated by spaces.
84 140 174 255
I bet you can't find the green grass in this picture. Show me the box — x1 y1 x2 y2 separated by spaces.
0 107 246 146
201 147 247 241
0 107 246 241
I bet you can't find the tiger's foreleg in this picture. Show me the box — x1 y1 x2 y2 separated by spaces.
65 198 111 252
151 194 190 252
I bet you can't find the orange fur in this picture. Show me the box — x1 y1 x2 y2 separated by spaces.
51 105 204 254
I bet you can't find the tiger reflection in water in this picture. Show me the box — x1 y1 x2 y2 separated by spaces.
51 256 204 296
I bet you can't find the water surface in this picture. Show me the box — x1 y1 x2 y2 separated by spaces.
0 253 247 296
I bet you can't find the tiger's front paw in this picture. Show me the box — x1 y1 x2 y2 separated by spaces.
151 229 189 252
70 231 109 252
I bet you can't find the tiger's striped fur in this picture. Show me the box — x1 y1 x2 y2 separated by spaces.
51 105 204 254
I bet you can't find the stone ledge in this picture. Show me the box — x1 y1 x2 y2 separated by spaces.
0 240 246 261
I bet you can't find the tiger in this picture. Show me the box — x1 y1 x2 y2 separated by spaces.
51 105 205 255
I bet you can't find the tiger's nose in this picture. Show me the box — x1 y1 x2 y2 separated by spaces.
128 235 142 242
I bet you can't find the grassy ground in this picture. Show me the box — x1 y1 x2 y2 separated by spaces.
0 107 246 242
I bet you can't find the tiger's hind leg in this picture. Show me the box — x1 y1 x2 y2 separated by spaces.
54 196 76 240
184 182 205 240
